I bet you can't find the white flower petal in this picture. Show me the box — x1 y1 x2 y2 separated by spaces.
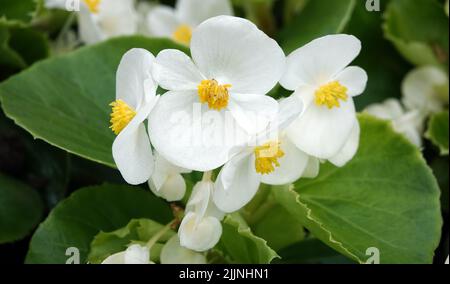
187 181 213 220
113 108 154 185
146 6 180 36
261 137 310 185
228 93 279 135
392 111 424 147
179 212 222 252
334 66 368 97
124 244 151 264
213 151 260 213
191 16 285 95
153 49 205 91
116 48 156 110
161 235 206 264
78 5 104 44
148 91 237 171
402 66 449 114
287 98 356 159
281 34 362 89
101 251 126 264
302 157 320 178
364 98 405 120
176 0 233 26
328 120 360 167
153 173 187 202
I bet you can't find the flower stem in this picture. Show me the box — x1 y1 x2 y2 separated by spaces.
146 220 176 249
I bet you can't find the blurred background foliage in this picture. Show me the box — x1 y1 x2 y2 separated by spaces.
0 0 448 264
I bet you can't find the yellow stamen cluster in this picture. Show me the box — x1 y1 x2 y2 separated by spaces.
109 99 136 135
198 79 232 111
254 141 285 175
173 24 193 45
83 0 101 13
315 81 348 109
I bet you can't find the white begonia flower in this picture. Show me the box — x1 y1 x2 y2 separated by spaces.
148 152 192 202
402 66 449 116
110 48 159 185
149 16 285 171
101 244 153 264
280 34 368 162
213 95 320 213
365 99 424 147
147 0 233 45
161 235 207 264
179 177 224 252
45 0 138 44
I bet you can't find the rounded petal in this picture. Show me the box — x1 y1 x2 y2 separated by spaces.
176 0 233 26
78 5 104 44
402 66 449 114
113 108 154 185
286 98 357 159
334 66 368 97
98 0 138 38
261 137 310 185
328 120 360 167
302 157 320 178
152 173 186 202
117 48 156 110
281 34 362 90
392 111 424 147
364 98 405 120
187 181 213 219
161 235 206 264
124 244 151 264
228 93 279 135
213 151 261 213
101 251 125 264
148 91 237 171
191 16 285 95
179 212 222 252
146 6 180 36
153 49 205 91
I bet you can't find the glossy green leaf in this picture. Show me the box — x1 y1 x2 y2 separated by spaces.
26 184 173 264
279 0 356 53
0 173 44 244
0 36 187 167
216 213 279 264
273 114 442 264
383 0 449 66
88 218 174 264
426 110 449 155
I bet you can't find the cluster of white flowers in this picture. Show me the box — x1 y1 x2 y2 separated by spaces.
104 9 368 263
365 66 449 147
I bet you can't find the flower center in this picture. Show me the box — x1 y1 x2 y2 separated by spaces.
315 81 348 109
198 79 232 111
83 0 101 13
254 141 285 175
109 99 136 135
172 24 193 45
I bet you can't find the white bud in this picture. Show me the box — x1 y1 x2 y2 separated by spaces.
161 235 207 264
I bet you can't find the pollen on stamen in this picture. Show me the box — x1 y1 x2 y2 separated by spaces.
173 24 193 45
84 0 101 14
198 79 232 111
109 99 136 135
254 141 285 175
315 81 348 109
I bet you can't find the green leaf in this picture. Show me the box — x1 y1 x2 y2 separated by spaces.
279 0 356 53
0 36 188 168
0 173 44 244
273 114 442 264
383 0 449 66
0 26 26 70
26 184 173 264
88 218 174 264
426 110 449 155
216 213 279 264
0 0 41 27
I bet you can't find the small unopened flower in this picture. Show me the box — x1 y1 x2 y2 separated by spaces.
149 16 285 171
161 235 207 264
402 66 449 116
147 0 233 45
365 99 424 147
149 152 191 202
101 244 153 264
281 34 368 164
110 49 159 185
213 96 319 213
179 176 224 252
